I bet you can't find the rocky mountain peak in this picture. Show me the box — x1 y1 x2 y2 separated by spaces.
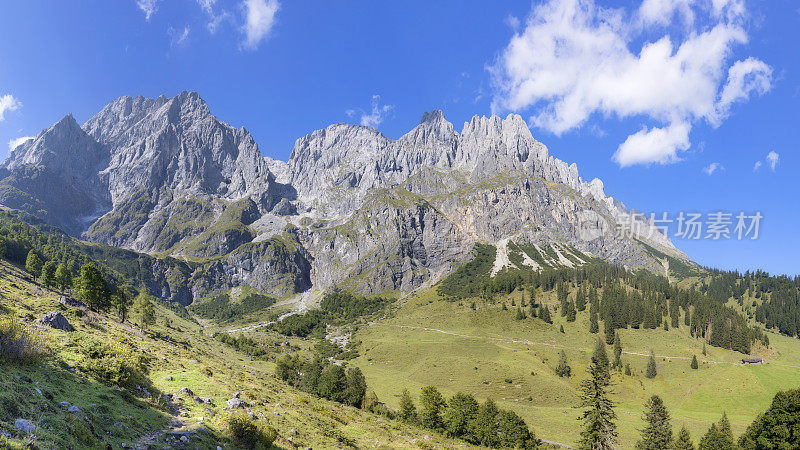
420 109 446 124
2 113 106 175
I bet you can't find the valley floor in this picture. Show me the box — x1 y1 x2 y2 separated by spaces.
346 287 800 447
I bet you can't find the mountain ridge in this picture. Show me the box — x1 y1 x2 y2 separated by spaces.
0 91 692 305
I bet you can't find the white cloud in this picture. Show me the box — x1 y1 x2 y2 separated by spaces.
137 0 159 21
753 160 762 171
0 94 21 121
766 150 779 171
702 162 723 175
504 14 521 30
197 0 215 15
8 136 33 151
716 57 772 119
242 0 279 50
614 121 691 167
197 0 230 34
490 0 772 167
348 95 395 128
168 25 190 48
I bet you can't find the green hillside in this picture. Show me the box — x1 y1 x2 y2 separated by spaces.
0 259 475 449
346 283 800 447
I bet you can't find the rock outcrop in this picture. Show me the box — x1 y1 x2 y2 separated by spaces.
0 93 692 306
36 311 74 331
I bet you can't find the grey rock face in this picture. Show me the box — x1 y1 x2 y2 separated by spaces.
37 311 74 331
0 94 690 306
14 418 36 433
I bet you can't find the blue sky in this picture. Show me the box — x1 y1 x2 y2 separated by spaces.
0 0 797 276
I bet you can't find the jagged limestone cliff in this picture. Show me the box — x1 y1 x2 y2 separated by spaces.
0 92 690 305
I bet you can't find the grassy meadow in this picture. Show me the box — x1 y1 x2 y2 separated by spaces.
349 285 800 447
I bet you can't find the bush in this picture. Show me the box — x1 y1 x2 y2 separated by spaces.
226 412 277 449
77 338 149 389
0 317 47 363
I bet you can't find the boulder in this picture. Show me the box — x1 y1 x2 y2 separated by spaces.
59 296 86 308
226 398 246 409
37 311 74 331
14 418 36 433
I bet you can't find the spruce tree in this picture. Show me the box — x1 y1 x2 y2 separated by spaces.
515 307 527 320
539 305 552 324
699 419 735 450
604 318 615 345
691 355 699 370
579 350 617 449
399 389 417 423
555 350 571 377
635 395 673 450
567 300 577 322
674 427 696 450
576 287 587 311
613 332 623 369
646 351 658 379
590 308 600 334
560 324 565 333
593 337 609 372
624 363 632 376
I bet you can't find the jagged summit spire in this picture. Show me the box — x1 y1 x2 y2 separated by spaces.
420 109 446 124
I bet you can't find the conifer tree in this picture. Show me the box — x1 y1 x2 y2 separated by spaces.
55 262 72 291
474 398 500 448
646 351 658 379
635 395 673 450
134 292 155 329
625 363 632 376
399 389 417 423
419 386 446 430
567 300 577 322
699 416 735 450
516 307 527 320
25 250 43 280
442 392 479 439
560 324 565 333
605 318 615 345
555 350 571 378
593 337 610 372
674 427 696 450
691 355 699 370
539 305 552 324
40 260 56 288
590 307 600 334
579 346 617 449
613 332 623 369
576 286 587 311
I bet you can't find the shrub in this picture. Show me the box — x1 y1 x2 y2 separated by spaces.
0 317 47 363
77 338 149 389
226 412 277 449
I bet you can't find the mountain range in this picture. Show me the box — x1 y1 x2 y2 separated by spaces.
0 91 691 305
